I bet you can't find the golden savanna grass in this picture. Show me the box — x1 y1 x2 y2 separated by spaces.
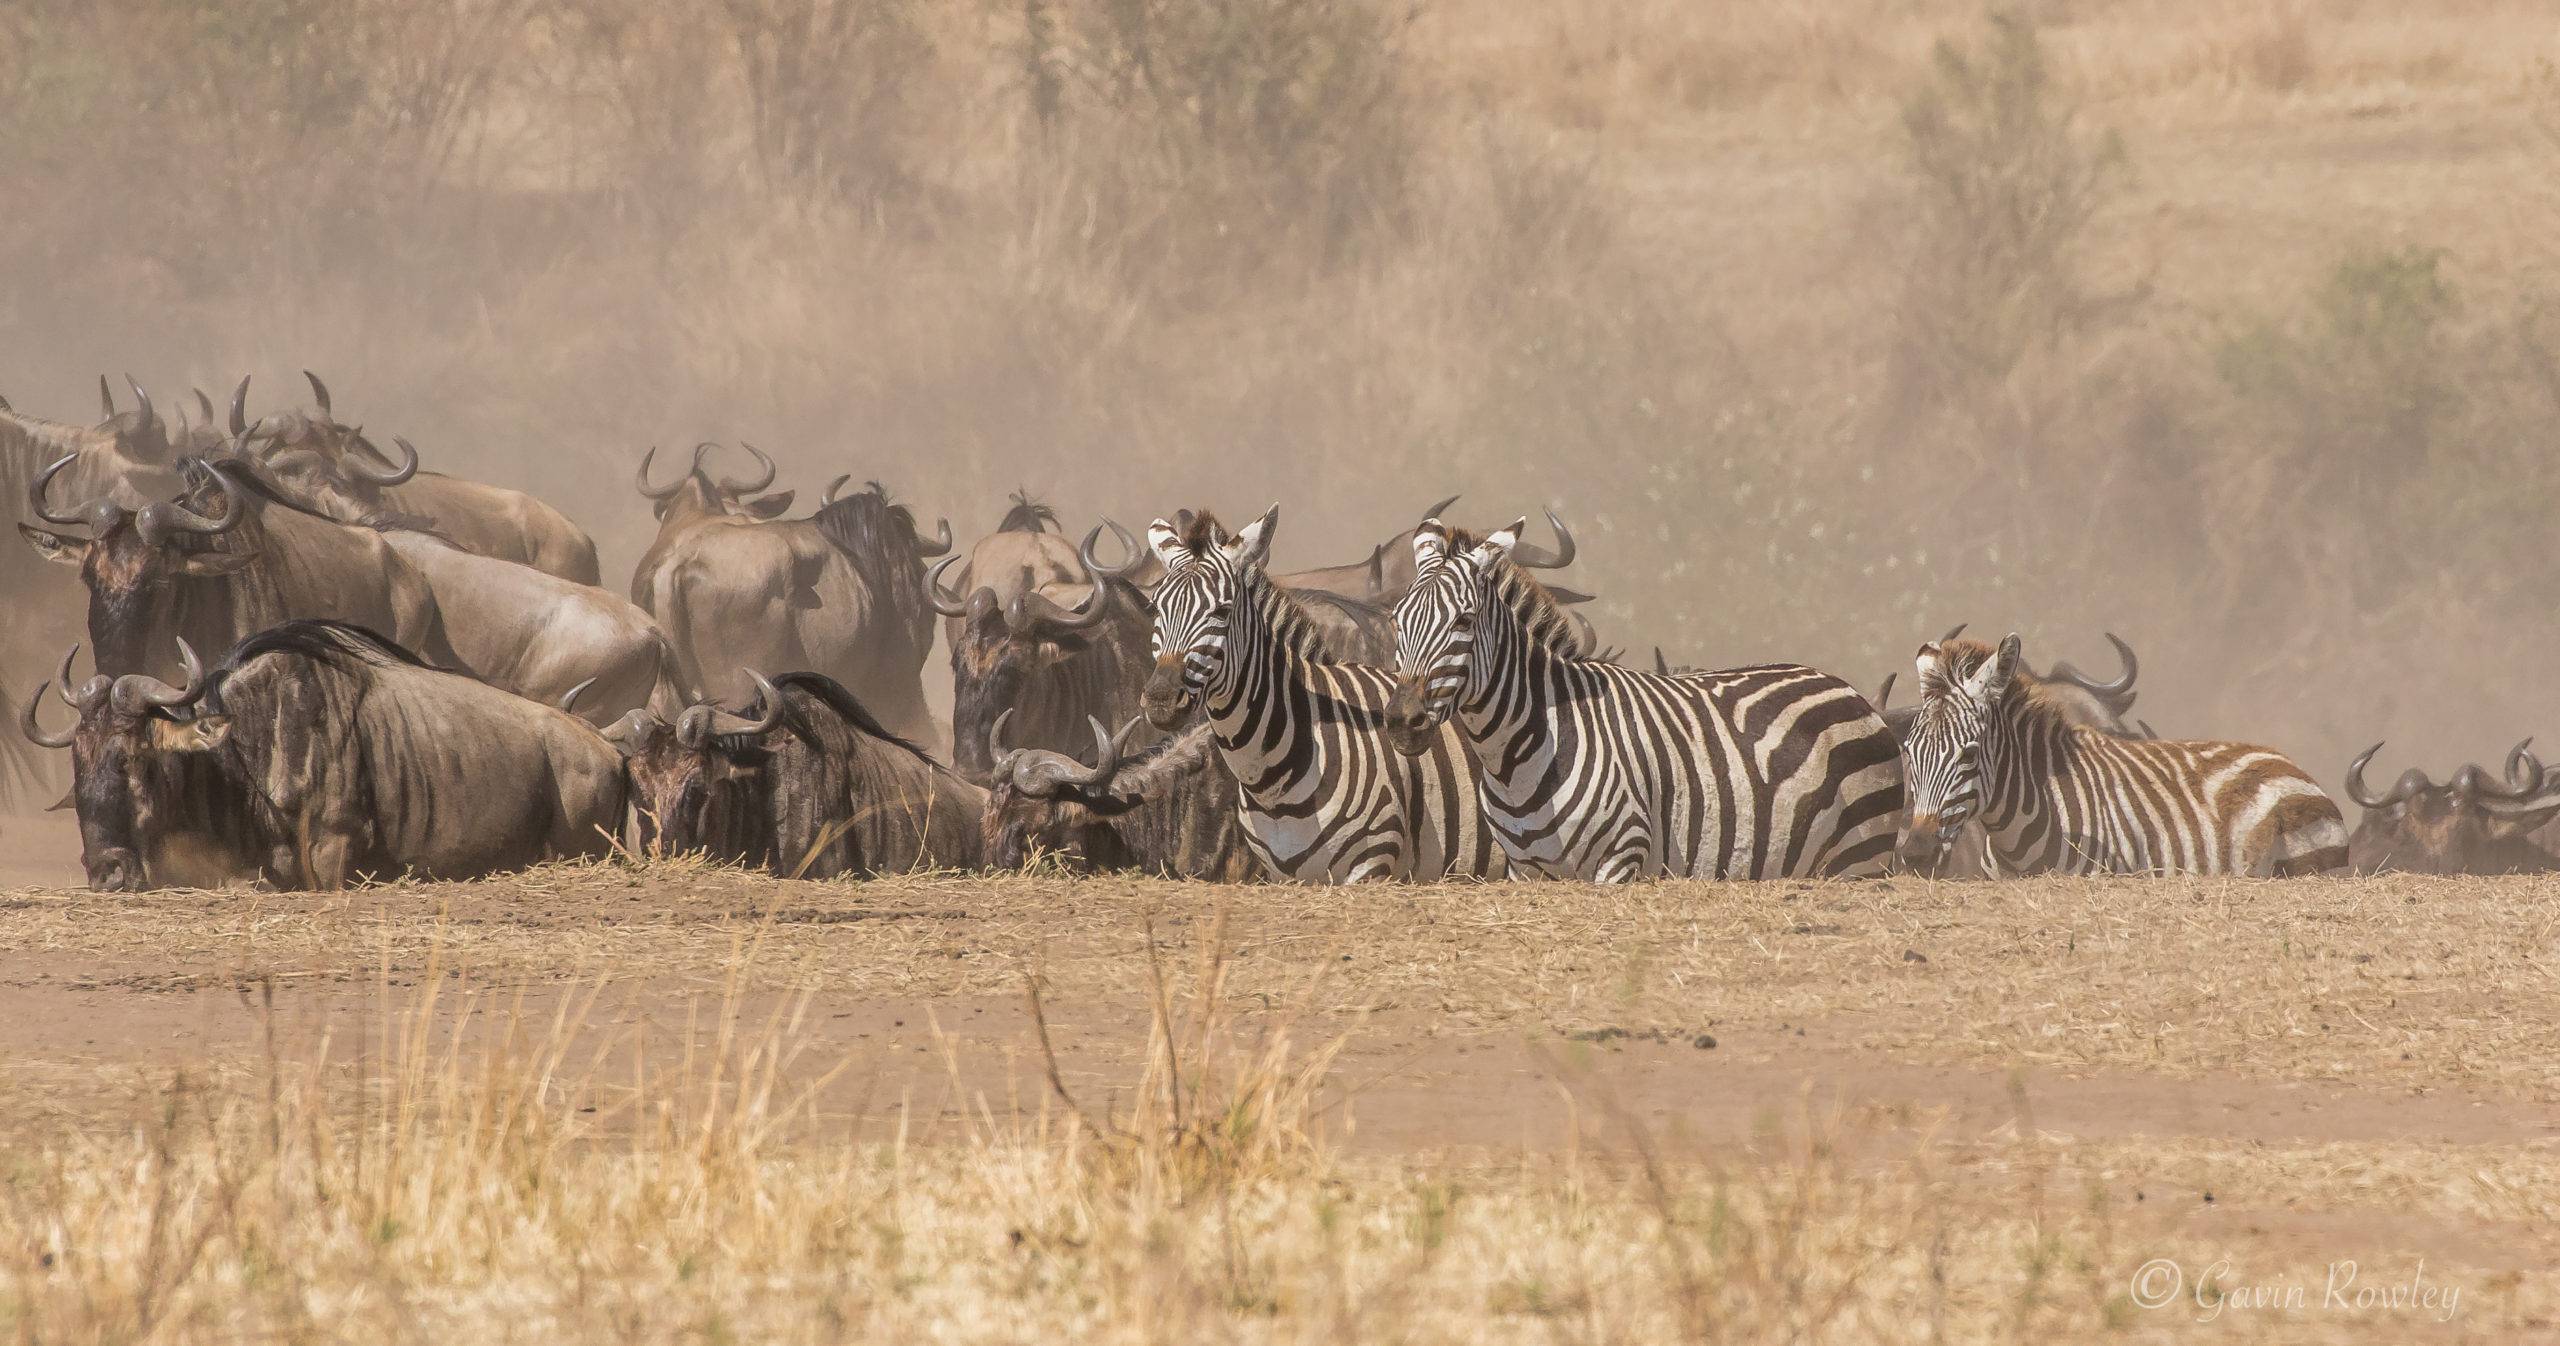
3 867 2557 1341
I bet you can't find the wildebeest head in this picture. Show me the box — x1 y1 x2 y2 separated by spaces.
2344 740 2560 875
980 710 1148 870
933 517 1137 783
632 442 798 522
20 641 229 891
605 683 782 861
18 453 257 677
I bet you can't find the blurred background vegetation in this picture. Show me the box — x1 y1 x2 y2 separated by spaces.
3 0 2556 776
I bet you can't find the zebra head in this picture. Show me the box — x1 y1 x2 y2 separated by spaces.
1140 505 1277 729
1385 516 1522 755
1897 632 2022 869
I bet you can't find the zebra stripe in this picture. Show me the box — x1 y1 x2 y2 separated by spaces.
1900 635 2348 876
1389 519 1905 882
1143 508 1504 884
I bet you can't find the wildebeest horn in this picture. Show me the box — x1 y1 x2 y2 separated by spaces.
1009 586 1108 635
348 435 420 486
2344 743 2426 810
822 474 850 506
735 670 786 735
2047 633 2138 706
925 555 969 617
556 677 599 715
111 638 207 715
20 683 73 749
55 646 85 708
1080 519 1143 580
229 375 251 436
192 387 216 426
986 707 1019 770
1653 647 1672 676
1943 623 1968 642
2507 738 2542 793
1508 510 1576 569
1422 494 1459 522
718 442 776 494
998 714 1137 797
137 467 243 545
98 374 115 421
2474 738 2549 802
28 453 100 527
1874 672 1897 711
125 377 168 457
634 445 689 500
916 516 954 557
304 370 332 418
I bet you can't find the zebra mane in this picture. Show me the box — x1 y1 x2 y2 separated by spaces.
1244 565 1342 664
1930 636 2080 722
1465 538 1595 660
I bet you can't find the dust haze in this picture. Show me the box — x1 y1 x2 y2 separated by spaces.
6 0 2559 789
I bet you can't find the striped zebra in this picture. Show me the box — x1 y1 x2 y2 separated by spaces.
1138 507 1505 883
1384 518 1904 882
1897 634 2347 876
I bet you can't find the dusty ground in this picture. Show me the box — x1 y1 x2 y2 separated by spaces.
2 821 2554 1340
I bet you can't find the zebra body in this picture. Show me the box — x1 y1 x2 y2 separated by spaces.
1387 519 1905 882
1139 507 1505 884
1899 635 2347 876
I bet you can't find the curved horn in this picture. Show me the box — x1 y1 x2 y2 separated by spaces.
20 683 73 750
138 465 243 543
556 676 599 716
1080 519 1143 579
1009 586 1109 635
1422 493 1459 522
2048 633 2138 705
1875 671 1897 712
822 474 850 506
1942 623 1968 642
2480 738 2547 801
2344 743 2424 810
303 370 332 418
925 555 969 617
98 374 115 421
1653 647 1671 676
986 707 1019 772
634 445 689 500
734 670 786 736
28 453 97 526
916 516 954 557
718 442 776 494
192 387 216 426
111 638 207 715
228 375 251 436
55 645 84 707
1508 510 1577 569
2507 738 2543 792
125 378 168 457
347 435 420 486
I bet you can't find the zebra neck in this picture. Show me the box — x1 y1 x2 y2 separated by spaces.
1202 573 1322 765
1454 581 1570 780
1976 700 2066 867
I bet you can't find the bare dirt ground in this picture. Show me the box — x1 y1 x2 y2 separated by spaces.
3 832 2554 1339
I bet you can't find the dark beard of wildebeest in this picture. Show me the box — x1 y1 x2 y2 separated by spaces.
934 507 1161 784
0 378 194 808
611 671 983 877
629 448 950 741
1873 626 2151 877
19 451 465 687
228 372 601 584
981 711 1257 879
20 641 264 892
23 623 627 891
2343 739 2560 874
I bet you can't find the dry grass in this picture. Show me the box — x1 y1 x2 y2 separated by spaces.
5 871 2556 1342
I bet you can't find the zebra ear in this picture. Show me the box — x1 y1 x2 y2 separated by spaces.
1913 642 1949 693
1228 504 1278 569
1471 518 1526 565
1411 521 1450 566
1966 634 2024 703
1146 518 1184 566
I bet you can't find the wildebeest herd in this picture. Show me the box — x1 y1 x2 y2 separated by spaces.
4 376 2550 889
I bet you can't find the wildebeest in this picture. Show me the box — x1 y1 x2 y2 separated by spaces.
233 374 601 584
631 455 949 740
2344 740 2560 874
25 624 627 890
628 441 807 606
610 670 982 876
20 453 462 685
255 446 683 719
982 712 1255 879
932 510 1155 783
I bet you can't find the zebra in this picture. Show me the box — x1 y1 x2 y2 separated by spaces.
1383 518 1905 882
1137 506 1505 883
1896 634 2347 876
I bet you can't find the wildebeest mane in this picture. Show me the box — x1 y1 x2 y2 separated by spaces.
358 510 470 549
998 489 1058 535
757 671 946 770
814 484 929 646
217 619 444 681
